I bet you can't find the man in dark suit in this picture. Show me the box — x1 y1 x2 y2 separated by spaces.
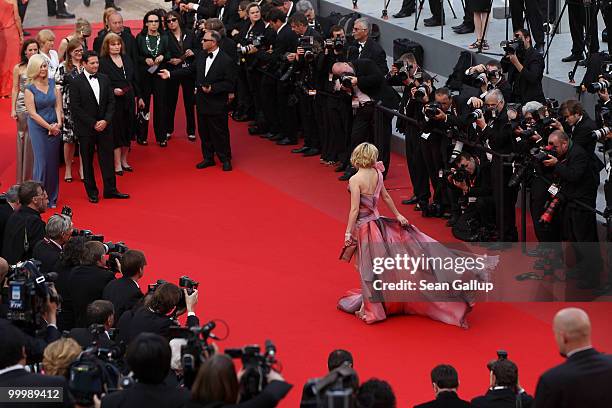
348 17 388 75
501 29 545 105
67 241 115 328
1 181 47 265
0 185 19 255
70 51 129 204
534 307 612 408
333 59 400 180
93 12 137 66
0 321 72 408
181 0 219 22
296 0 331 38
471 359 534 408
68 300 116 348
556 100 599 155
32 214 73 274
273 0 296 17
160 30 236 171
414 365 471 408
102 249 146 322
212 0 242 36
100 333 190 408
116 282 199 344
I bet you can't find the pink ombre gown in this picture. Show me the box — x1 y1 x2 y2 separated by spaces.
338 162 495 328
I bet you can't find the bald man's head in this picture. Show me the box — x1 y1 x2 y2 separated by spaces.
553 308 592 357
0 257 8 283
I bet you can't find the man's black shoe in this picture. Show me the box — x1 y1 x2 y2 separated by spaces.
276 138 297 145
452 23 463 29
578 59 586 67
261 132 276 139
594 283 612 296
222 161 233 171
393 9 414 18
103 192 130 199
88 195 99 204
56 10 75 19
291 146 310 154
83 0 91 5
196 160 215 169
401 195 418 205
561 54 582 62
424 19 444 27
302 147 320 157
424 17 436 24
269 134 285 141
454 25 474 34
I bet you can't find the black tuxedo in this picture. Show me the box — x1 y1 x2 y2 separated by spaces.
116 306 200 344
0 202 16 258
348 38 388 75
68 327 115 349
31 238 62 274
171 48 236 163
0 368 72 408
534 348 612 408
67 265 115 328
69 71 118 199
414 391 471 408
101 382 190 408
1 206 45 264
102 276 144 323
471 388 533 408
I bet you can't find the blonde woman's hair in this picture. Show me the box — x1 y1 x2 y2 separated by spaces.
100 32 125 57
350 142 378 169
43 338 82 377
36 29 56 46
26 54 48 84
76 18 92 37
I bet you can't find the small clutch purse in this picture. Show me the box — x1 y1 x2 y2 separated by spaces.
339 242 357 262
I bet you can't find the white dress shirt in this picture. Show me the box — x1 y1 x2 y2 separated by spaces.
205 47 220 77
84 70 101 104
218 6 225 20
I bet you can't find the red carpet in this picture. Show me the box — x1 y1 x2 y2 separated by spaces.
2 22 612 407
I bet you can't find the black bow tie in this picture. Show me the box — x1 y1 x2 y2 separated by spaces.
89 74 98 79
207 53 214 59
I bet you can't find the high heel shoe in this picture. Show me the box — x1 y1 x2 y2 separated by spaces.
115 170 124 176
122 165 133 172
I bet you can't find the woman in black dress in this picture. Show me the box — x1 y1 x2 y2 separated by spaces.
165 10 197 141
135 10 170 146
99 32 140 174
469 0 492 50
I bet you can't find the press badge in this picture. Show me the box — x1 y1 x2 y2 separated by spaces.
421 132 430 140
468 197 477 203
548 184 559 196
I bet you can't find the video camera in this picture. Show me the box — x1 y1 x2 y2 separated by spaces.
301 364 359 408
500 38 523 55
2 260 59 331
226 340 278 401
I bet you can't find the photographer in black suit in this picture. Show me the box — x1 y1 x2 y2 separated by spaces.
333 59 400 180
542 131 603 290
32 214 73 274
70 51 129 204
159 30 236 171
117 282 200 344
347 17 388 75
2 181 47 265
67 241 116 328
68 299 116 348
472 359 533 408
101 333 191 408
414 364 470 408
0 185 20 254
534 307 612 408
501 29 545 105
0 321 72 408
103 249 146 322
553 100 598 154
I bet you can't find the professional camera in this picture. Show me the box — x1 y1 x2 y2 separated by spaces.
168 322 219 388
393 60 413 82
423 102 442 119
339 74 353 88
297 35 316 62
592 126 612 142
466 109 484 123
71 229 104 242
179 275 199 294
226 340 279 401
500 38 522 54
414 86 429 103
147 279 168 293
449 140 464 164
2 260 59 330
238 35 269 55
587 78 611 93
466 72 487 88
103 241 128 273
301 365 359 408
531 145 558 162
324 37 345 52
451 167 469 183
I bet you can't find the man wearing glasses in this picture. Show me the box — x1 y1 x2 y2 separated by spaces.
347 17 387 75
1 181 48 264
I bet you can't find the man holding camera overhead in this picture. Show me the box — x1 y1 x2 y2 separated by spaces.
501 29 545 105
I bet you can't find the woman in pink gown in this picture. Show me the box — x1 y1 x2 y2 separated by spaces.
338 143 495 328
0 0 23 97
